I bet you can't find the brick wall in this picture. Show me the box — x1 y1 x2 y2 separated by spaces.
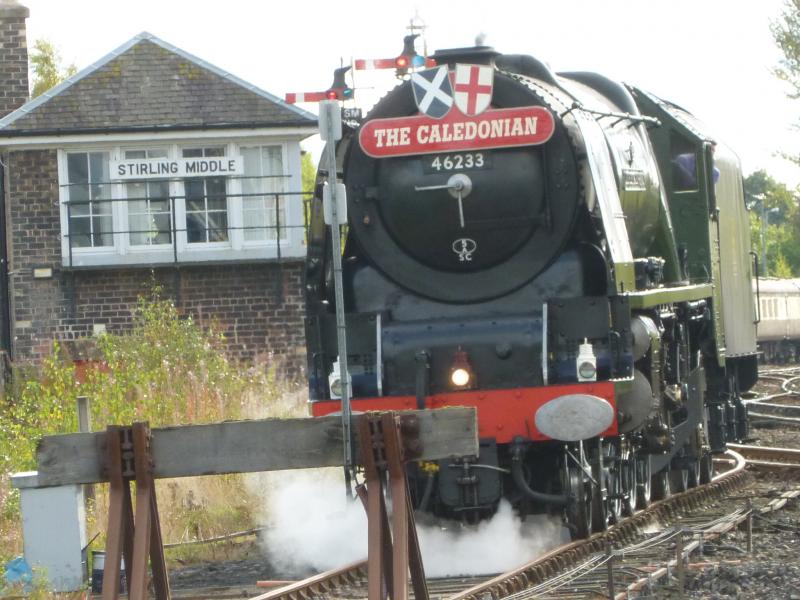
7 149 307 376
0 2 29 118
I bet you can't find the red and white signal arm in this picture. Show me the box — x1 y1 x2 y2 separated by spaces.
359 105 555 158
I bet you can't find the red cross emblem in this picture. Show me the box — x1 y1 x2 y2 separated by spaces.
453 64 494 116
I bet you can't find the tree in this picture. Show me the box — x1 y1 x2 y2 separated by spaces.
301 150 317 196
29 39 77 98
773 0 800 99
745 170 800 276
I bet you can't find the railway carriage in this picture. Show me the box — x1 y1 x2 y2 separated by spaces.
304 46 758 536
755 278 800 362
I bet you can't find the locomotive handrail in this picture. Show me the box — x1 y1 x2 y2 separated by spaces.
560 101 661 128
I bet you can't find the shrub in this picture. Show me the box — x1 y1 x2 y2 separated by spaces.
0 292 301 569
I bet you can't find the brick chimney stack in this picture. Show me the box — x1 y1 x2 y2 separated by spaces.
0 0 29 118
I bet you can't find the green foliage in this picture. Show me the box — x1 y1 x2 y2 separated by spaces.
30 39 77 98
0 347 79 474
773 0 800 99
772 1 800 169
0 291 290 567
83 292 251 426
745 169 800 276
301 150 317 196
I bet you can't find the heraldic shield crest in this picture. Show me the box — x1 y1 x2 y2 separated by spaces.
411 65 453 119
454 64 493 116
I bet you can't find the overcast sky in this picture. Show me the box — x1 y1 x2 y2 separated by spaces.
20 0 800 187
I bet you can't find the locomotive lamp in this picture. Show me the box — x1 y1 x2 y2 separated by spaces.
328 357 351 400
576 339 597 382
449 348 475 388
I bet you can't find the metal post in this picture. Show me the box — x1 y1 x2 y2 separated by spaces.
170 196 178 264
321 100 353 492
746 499 754 554
761 201 767 276
67 203 74 268
274 193 282 261
77 396 95 504
676 530 685 598
606 543 615 599
760 203 779 277
274 193 284 302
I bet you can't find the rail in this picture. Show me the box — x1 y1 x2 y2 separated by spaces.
249 450 748 600
728 443 800 468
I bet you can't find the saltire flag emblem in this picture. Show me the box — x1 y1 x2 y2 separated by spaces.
454 64 493 116
411 65 453 119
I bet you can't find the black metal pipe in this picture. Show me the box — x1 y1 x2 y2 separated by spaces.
418 472 435 513
511 444 569 506
0 156 12 361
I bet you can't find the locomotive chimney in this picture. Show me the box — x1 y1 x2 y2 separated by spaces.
0 0 30 118
432 46 499 68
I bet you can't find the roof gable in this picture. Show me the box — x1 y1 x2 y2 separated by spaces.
0 32 316 134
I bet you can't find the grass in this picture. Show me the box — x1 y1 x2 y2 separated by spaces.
0 291 308 585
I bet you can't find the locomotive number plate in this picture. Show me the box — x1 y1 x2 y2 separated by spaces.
423 152 492 174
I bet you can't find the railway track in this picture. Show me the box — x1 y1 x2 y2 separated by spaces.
744 366 800 424
242 368 800 600
728 443 800 469
250 451 755 600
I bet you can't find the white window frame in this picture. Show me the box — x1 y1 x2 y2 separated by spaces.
121 146 173 251
239 143 289 247
57 136 307 268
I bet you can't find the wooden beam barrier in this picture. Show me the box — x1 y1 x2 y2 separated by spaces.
32 408 478 488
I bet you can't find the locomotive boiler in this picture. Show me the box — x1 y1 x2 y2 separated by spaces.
304 46 758 536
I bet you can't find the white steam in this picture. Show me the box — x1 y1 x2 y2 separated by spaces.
417 502 565 577
255 469 567 578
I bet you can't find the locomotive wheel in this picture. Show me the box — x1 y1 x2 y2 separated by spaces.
590 443 611 533
686 430 704 488
564 466 592 539
635 455 652 509
605 442 624 524
590 477 609 533
651 468 671 501
686 455 702 489
621 445 637 516
699 450 713 484
669 468 688 493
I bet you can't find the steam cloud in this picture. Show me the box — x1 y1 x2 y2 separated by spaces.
255 469 567 578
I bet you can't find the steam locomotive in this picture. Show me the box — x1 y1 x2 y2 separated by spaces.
305 46 758 536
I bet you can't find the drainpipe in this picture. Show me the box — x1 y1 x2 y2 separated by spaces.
0 156 12 361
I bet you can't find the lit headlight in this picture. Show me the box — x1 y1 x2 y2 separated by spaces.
449 348 475 389
450 367 471 387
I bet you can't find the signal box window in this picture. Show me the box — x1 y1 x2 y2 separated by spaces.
66 151 112 248
125 148 171 246
241 145 285 241
183 147 228 243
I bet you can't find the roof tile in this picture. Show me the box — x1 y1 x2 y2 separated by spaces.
0 33 316 134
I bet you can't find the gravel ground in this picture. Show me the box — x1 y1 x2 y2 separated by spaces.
657 370 800 600
167 538 315 591
657 477 800 599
